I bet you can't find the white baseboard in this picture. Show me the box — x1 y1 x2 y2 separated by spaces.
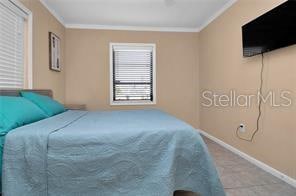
198 130 296 188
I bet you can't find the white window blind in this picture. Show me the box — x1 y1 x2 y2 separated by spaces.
111 44 156 104
0 1 25 89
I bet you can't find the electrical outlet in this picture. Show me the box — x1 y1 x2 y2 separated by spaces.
239 124 246 133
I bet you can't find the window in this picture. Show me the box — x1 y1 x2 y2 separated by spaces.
110 43 156 105
0 0 31 89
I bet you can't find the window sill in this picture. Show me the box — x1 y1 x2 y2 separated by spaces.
110 100 156 106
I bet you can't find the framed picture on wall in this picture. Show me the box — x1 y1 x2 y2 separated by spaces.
49 32 61 72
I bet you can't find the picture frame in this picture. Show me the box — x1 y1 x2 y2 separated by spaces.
49 32 61 72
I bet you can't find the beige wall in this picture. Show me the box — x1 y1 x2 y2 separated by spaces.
20 0 295 181
65 29 200 127
20 0 65 102
199 0 296 179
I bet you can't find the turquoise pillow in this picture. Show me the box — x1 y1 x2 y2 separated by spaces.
21 92 66 117
0 96 48 133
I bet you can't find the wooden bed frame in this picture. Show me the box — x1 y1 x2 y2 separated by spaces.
0 89 53 98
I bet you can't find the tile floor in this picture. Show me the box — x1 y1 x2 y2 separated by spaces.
204 137 296 196
175 137 296 196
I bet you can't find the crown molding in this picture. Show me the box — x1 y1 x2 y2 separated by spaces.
65 24 200 32
39 0 237 32
197 0 238 32
39 0 65 26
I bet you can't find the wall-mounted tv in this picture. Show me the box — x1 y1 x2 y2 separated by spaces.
242 0 296 57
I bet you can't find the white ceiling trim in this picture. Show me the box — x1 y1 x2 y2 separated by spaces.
39 0 238 32
39 0 65 26
197 0 238 32
65 24 200 33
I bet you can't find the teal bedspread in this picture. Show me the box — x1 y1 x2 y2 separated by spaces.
2 110 225 196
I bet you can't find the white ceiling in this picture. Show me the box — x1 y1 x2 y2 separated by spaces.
40 0 237 32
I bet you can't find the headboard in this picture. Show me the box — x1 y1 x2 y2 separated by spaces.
0 89 53 98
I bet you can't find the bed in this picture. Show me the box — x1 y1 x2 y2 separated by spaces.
0 89 225 196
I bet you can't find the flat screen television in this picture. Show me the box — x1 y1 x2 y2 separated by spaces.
242 0 296 57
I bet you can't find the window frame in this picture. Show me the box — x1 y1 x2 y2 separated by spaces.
0 0 33 89
109 43 156 106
